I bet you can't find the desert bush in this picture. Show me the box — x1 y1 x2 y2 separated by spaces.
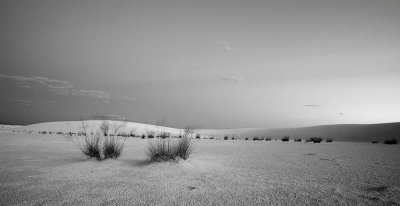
175 137 192 160
141 134 146 139
74 133 102 160
281 136 290 142
56 131 64 135
253 137 259 141
147 139 177 162
103 136 127 159
146 137 192 162
265 138 271 141
294 138 302 142
224 136 229 140
308 137 323 143
371 141 378 144
148 134 154 139
245 138 249 140
384 139 397 145
231 137 235 140
196 134 201 139
326 138 333 143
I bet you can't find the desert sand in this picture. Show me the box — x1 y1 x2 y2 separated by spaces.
1 132 399 206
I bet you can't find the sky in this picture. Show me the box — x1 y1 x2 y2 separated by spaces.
0 0 399 129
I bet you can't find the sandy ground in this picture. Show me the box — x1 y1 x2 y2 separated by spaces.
0 133 399 206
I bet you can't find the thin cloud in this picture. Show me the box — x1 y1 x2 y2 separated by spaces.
0 74 135 102
304 104 322 107
221 76 245 82
216 40 238 52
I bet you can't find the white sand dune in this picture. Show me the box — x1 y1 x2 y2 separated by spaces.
18 120 184 136
10 121 400 142
0 133 399 205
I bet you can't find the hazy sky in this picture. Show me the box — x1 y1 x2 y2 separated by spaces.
1 0 399 128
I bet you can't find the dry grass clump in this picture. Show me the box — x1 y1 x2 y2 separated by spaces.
294 138 302 142
103 136 127 159
75 133 102 160
147 137 193 162
73 121 129 160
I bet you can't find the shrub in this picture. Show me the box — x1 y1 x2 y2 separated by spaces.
231 137 235 140
308 137 322 143
253 137 259 141
56 131 64 135
294 138 302 142
371 141 378 144
196 134 201 139
141 134 146 139
281 136 290 142
103 136 127 159
326 138 333 143
175 137 192 160
245 138 249 140
224 136 229 140
384 139 397 145
265 138 271 141
146 137 193 162
74 133 102 160
148 134 154 139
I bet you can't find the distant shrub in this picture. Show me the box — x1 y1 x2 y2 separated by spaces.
178 135 182 138
253 137 259 141
294 138 302 142
224 136 229 140
49 132 52 134
265 138 272 141
384 139 397 145
308 137 323 143
371 141 378 144
209 137 214 140
281 136 290 142
103 136 126 159
148 134 154 139
141 134 146 139
326 138 333 143
56 131 64 135
196 134 201 139
245 138 249 140
231 137 235 140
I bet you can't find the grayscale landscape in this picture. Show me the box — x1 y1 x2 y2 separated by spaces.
1 0 400 205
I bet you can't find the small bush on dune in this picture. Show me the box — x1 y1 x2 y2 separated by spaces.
281 136 290 142
372 141 378 144
224 136 229 140
253 137 259 141
265 138 271 141
294 138 302 142
326 138 333 143
75 133 102 160
175 137 192 160
384 139 397 145
147 137 193 162
245 138 249 140
103 136 127 159
308 137 323 143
